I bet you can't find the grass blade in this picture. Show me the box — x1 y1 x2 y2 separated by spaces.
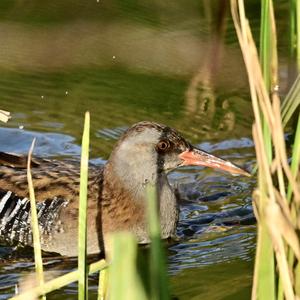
27 138 45 300
297 0 300 69
10 260 107 300
231 1 300 299
260 0 271 89
281 74 300 127
108 233 147 300
290 0 300 70
252 224 275 300
97 268 108 300
146 184 170 300
287 113 300 202
78 111 90 300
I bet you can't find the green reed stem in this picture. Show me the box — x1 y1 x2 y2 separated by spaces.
281 74 300 127
297 0 300 70
287 113 300 202
146 184 170 300
109 233 147 300
27 139 46 300
260 0 271 89
290 0 296 58
291 0 300 70
260 0 273 163
10 260 107 300
259 2 276 297
97 267 108 300
286 114 300 300
78 111 90 300
255 222 276 300
232 0 300 298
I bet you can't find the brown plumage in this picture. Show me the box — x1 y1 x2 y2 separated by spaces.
0 121 249 256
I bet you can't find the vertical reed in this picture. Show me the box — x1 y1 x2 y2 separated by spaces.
11 112 108 300
290 0 300 70
78 111 90 300
231 1 300 300
108 233 147 300
258 2 277 296
27 139 46 300
147 184 169 300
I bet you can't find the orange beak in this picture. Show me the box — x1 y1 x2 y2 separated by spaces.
179 148 250 177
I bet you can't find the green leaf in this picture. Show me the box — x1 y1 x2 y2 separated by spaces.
78 111 90 300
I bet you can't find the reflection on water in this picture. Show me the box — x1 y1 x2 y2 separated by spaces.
185 0 227 116
170 258 253 300
0 68 253 159
0 0 291 299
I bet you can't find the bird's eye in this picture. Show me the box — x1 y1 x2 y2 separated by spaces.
156 140 170 152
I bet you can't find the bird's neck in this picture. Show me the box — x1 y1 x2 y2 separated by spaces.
103 160 178 240
103 159 166 202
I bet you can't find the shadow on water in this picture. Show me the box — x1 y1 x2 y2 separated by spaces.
0 0 293 299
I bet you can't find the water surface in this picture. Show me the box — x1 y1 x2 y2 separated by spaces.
0 1 291 299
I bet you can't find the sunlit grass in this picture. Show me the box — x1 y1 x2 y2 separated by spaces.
12 112 108 299
78 111 90 299
146 184 170 300
11 260 108 300
231 1 300 300
290 0 300 70
27 138 46 300
281 74 300 127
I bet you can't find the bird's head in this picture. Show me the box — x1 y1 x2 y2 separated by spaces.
108 121 250 185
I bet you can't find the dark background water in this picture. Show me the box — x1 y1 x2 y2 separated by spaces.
0 1 292 299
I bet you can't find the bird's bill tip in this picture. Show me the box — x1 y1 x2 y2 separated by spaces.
178 148 251 177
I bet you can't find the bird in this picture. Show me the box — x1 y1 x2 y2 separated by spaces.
0 121 250 256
